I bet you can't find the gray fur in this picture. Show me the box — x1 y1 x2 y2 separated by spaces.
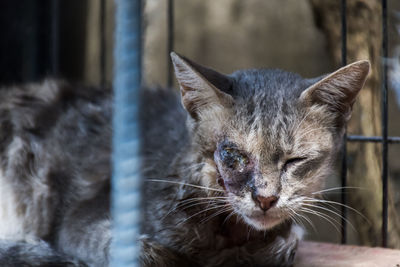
0 56 369 266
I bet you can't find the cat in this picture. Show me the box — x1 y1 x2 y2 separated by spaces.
0 52 369 266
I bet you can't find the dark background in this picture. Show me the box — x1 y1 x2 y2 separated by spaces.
0 0 88 85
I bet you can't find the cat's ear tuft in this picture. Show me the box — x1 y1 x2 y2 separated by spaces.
300 60 370 122
171 52 233 120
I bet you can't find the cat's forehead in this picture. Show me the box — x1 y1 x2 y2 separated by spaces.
226 106 296 158
229 68 310 101
221 69 329 157
228 69 312 127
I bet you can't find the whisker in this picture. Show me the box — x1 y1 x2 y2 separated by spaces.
178 200 228 212
288 212 305 231
247 226 252 241
200 207 233 224
141 163 204 176
299 207 341 233
178 204 231 226
177 197 228 210
302 197 370 224
146 179 224 192
178 196 229 206
170 163 205 173
301 203 356 232
298 213 317 233
312 186 366 195
161 198 228 220
222 211 236 226
288 207 316 233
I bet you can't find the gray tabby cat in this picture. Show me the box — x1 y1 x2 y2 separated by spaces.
0 53 369 266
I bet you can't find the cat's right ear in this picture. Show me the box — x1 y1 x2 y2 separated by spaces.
171 52 233 120
300 60 370 123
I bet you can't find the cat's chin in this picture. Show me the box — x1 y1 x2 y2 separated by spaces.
242 213 284 230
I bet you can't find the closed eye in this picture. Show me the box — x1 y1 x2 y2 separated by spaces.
282 157 307 172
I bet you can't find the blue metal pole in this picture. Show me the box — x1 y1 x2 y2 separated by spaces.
111 0 142 266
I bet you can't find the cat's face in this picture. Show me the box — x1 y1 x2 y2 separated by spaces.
211 105 335 230
171 52 369 230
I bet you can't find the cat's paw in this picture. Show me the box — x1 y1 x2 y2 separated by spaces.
139 235 199 267
249 223 303 267
273 224 303 266
202 224 304 267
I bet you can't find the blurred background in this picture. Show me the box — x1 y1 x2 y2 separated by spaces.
1 0 400 248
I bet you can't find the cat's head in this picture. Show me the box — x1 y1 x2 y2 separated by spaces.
171 52 369 230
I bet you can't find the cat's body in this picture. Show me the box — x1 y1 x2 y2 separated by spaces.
0 54 369 266
140 70 310 266
0 81 112 266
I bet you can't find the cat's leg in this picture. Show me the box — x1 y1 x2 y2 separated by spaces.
251 223 303 267
56 188 111 267
202 224 303 267
140 235 200 267
58 217 111 267
59 215 197 267
0 240 86 267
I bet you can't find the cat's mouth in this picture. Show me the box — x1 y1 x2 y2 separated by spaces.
243 212 284 230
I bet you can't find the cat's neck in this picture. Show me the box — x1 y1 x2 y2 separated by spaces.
216 216 293 248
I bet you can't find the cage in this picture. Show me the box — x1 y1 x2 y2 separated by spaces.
1 0 400 266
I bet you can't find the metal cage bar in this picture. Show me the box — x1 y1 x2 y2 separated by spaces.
51 0 60 76
340 0 391 247
347 135 400 143
100 0 107 87
340 0 348 245
381 0 389 248
167 0 174 88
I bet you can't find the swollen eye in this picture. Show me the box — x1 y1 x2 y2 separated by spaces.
221 147 233 158
237 154 249 165
221 147 249 171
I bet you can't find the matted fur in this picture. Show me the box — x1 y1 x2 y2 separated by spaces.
0 56 369 266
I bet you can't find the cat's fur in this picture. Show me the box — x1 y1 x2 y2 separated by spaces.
0 53 369 266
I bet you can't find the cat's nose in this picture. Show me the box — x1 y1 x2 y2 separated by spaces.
254 195 279 211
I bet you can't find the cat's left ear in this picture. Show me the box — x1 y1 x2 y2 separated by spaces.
171 52 233 120
300 60 370 122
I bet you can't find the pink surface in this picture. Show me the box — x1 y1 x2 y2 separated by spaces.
295 241 400 267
